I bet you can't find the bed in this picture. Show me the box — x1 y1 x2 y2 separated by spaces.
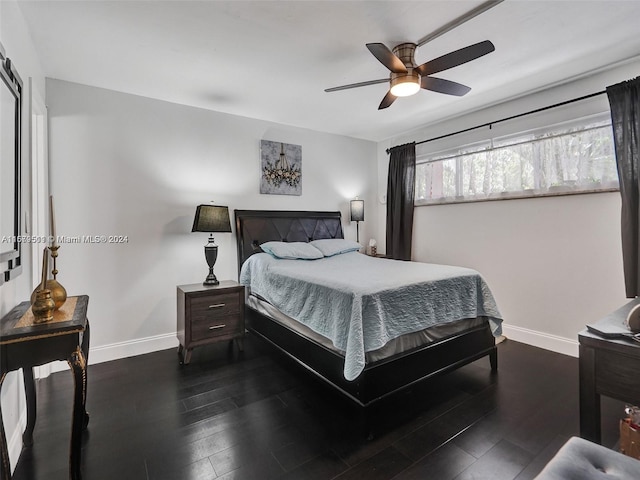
234 209 502 429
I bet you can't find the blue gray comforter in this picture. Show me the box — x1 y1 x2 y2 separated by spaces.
240 252 502 381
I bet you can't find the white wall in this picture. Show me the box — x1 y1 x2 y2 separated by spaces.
376 59 640 355
0 0 46 471
412 192 624 354
46 78 377 362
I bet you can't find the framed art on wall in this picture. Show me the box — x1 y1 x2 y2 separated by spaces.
260 140 302 195
0 42 23 284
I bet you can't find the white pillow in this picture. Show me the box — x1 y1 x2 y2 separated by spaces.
260 241 324 260
310 238 362 257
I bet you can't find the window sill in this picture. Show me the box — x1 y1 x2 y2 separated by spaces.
415 186 619 207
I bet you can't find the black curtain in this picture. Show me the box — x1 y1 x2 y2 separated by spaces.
607 77 640 298
386 142 416 260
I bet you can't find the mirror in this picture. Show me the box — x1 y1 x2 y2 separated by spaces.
0 43 23 284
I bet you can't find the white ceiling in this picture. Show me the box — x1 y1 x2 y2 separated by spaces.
17 0 640 142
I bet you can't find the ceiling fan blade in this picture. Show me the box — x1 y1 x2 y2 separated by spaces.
416 40 495 76
378 91 397 110
324 78 388 93
366 43 407 74
421 76 471 96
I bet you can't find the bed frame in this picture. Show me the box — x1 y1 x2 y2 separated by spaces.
234 209 497 426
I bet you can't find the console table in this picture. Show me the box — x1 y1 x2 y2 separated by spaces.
0 295 90 480
579 301 640 444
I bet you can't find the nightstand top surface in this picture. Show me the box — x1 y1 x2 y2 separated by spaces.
178 280 242 294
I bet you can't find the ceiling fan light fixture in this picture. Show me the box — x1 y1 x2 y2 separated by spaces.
325 23 496 109
390 71 420 97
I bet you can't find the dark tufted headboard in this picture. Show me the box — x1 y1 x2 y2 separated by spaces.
234 210 343 274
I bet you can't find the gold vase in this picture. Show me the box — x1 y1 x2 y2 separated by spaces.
32 289 56 323
31 279 67 310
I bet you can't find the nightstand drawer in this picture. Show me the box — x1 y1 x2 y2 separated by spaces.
189 292 241 319
191 313 242 341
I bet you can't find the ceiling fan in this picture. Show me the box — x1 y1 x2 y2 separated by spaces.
325 39 495 110
324 0 503 110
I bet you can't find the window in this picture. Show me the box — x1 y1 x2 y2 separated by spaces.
415 116 618 205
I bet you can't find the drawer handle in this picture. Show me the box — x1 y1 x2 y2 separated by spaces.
208 303 226 309
209 324 226 330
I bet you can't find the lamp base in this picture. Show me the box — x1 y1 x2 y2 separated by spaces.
203 271 219 286
203 240 219 286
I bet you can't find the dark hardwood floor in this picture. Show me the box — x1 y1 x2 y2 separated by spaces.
11 335 624 480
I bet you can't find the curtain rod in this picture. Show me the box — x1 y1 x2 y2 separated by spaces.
385 89 607 154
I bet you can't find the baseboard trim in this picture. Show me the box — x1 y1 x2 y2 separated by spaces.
502 323 578 357
90 333 179 364
41 325 576 374
43 325 577 369
8 405 26 474
46 332 179 374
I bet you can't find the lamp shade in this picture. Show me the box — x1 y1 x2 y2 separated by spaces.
191 205 232 233
350 199 364 222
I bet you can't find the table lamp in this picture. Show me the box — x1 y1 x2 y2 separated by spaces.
192 205 232 286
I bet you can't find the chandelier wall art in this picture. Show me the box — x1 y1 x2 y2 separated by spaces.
260 140 302 195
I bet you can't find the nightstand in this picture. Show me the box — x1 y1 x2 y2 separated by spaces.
177 281 245 364
364 253 390 258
